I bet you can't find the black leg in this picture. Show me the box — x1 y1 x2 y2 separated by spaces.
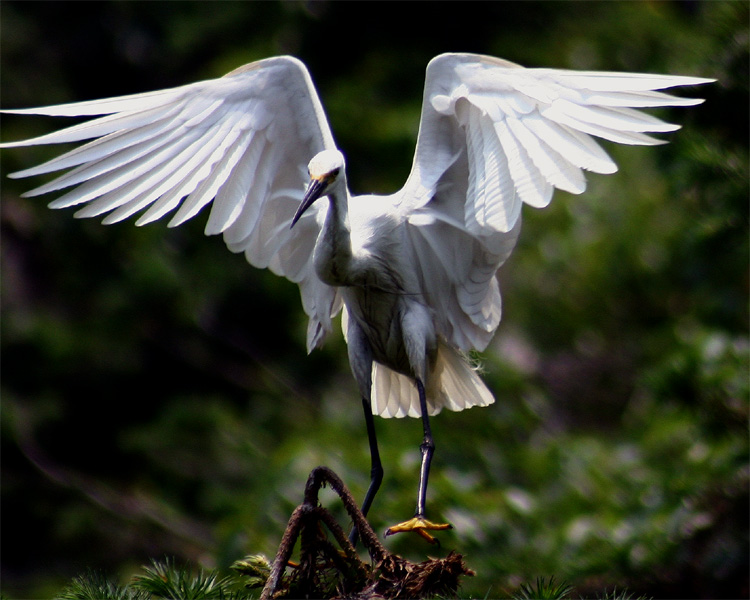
415 377 433 518
360 395 384 517
383 377 451 543
349 395 383 546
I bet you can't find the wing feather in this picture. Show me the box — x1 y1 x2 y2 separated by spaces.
399 52 711 354
62 124 207 212
0 53 713 362
506 117 586 194
169 128 256 228
79 113 238 221
2 87 189 117
135 119 248 226
0 56 342 351
9 109 184 180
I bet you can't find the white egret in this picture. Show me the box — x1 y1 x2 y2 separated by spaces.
0 53 712 543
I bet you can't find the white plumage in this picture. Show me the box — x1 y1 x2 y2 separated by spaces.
0 53 711 538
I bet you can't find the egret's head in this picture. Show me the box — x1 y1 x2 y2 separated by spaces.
291 150 346 228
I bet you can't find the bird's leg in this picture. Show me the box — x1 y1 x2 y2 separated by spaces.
345 318 385 547
360 395 384 517
384 378 452 544
349 395 383 547
416 377 434 518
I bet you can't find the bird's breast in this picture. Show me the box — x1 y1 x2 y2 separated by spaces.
343 287 412 375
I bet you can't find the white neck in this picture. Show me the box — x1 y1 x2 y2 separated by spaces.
314 182 355 287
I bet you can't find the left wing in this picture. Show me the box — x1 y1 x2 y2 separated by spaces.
398 53 713 353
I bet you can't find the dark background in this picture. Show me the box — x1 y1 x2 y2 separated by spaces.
1 1 747 597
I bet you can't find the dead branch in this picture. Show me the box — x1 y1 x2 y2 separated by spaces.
259 466 474 600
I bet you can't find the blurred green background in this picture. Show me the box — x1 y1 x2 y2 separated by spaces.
1 1 747 598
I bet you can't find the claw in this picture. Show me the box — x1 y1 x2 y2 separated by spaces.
384 516 452 544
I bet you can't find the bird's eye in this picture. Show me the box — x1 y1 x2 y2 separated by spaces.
330 168 340 178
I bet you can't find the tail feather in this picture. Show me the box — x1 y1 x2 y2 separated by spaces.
371 342 495 418
372 362 421 418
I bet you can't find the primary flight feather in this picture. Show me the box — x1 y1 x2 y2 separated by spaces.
0 53 712 541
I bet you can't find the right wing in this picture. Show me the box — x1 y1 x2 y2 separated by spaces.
1 56 343 352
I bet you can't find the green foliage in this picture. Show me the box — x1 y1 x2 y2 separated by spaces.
57 570 149 600
230 554 271 590
131 558 238 600
56 558 659 600
57 559 246 600
513 576 573 600
1 1 746 599
595 589 652 600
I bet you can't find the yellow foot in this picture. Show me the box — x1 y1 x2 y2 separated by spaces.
384 516 453 544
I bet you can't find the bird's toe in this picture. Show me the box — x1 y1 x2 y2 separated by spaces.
384 516 452 544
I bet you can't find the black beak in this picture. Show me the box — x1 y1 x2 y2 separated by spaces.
291 178 326 229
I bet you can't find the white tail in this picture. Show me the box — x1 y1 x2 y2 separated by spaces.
371 341 495 418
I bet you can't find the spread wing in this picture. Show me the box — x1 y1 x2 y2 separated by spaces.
399 52 712 352
0 56 342 352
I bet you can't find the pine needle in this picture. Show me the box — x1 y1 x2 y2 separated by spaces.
130 557 238 600
513 576 574 600
55 569 148 600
